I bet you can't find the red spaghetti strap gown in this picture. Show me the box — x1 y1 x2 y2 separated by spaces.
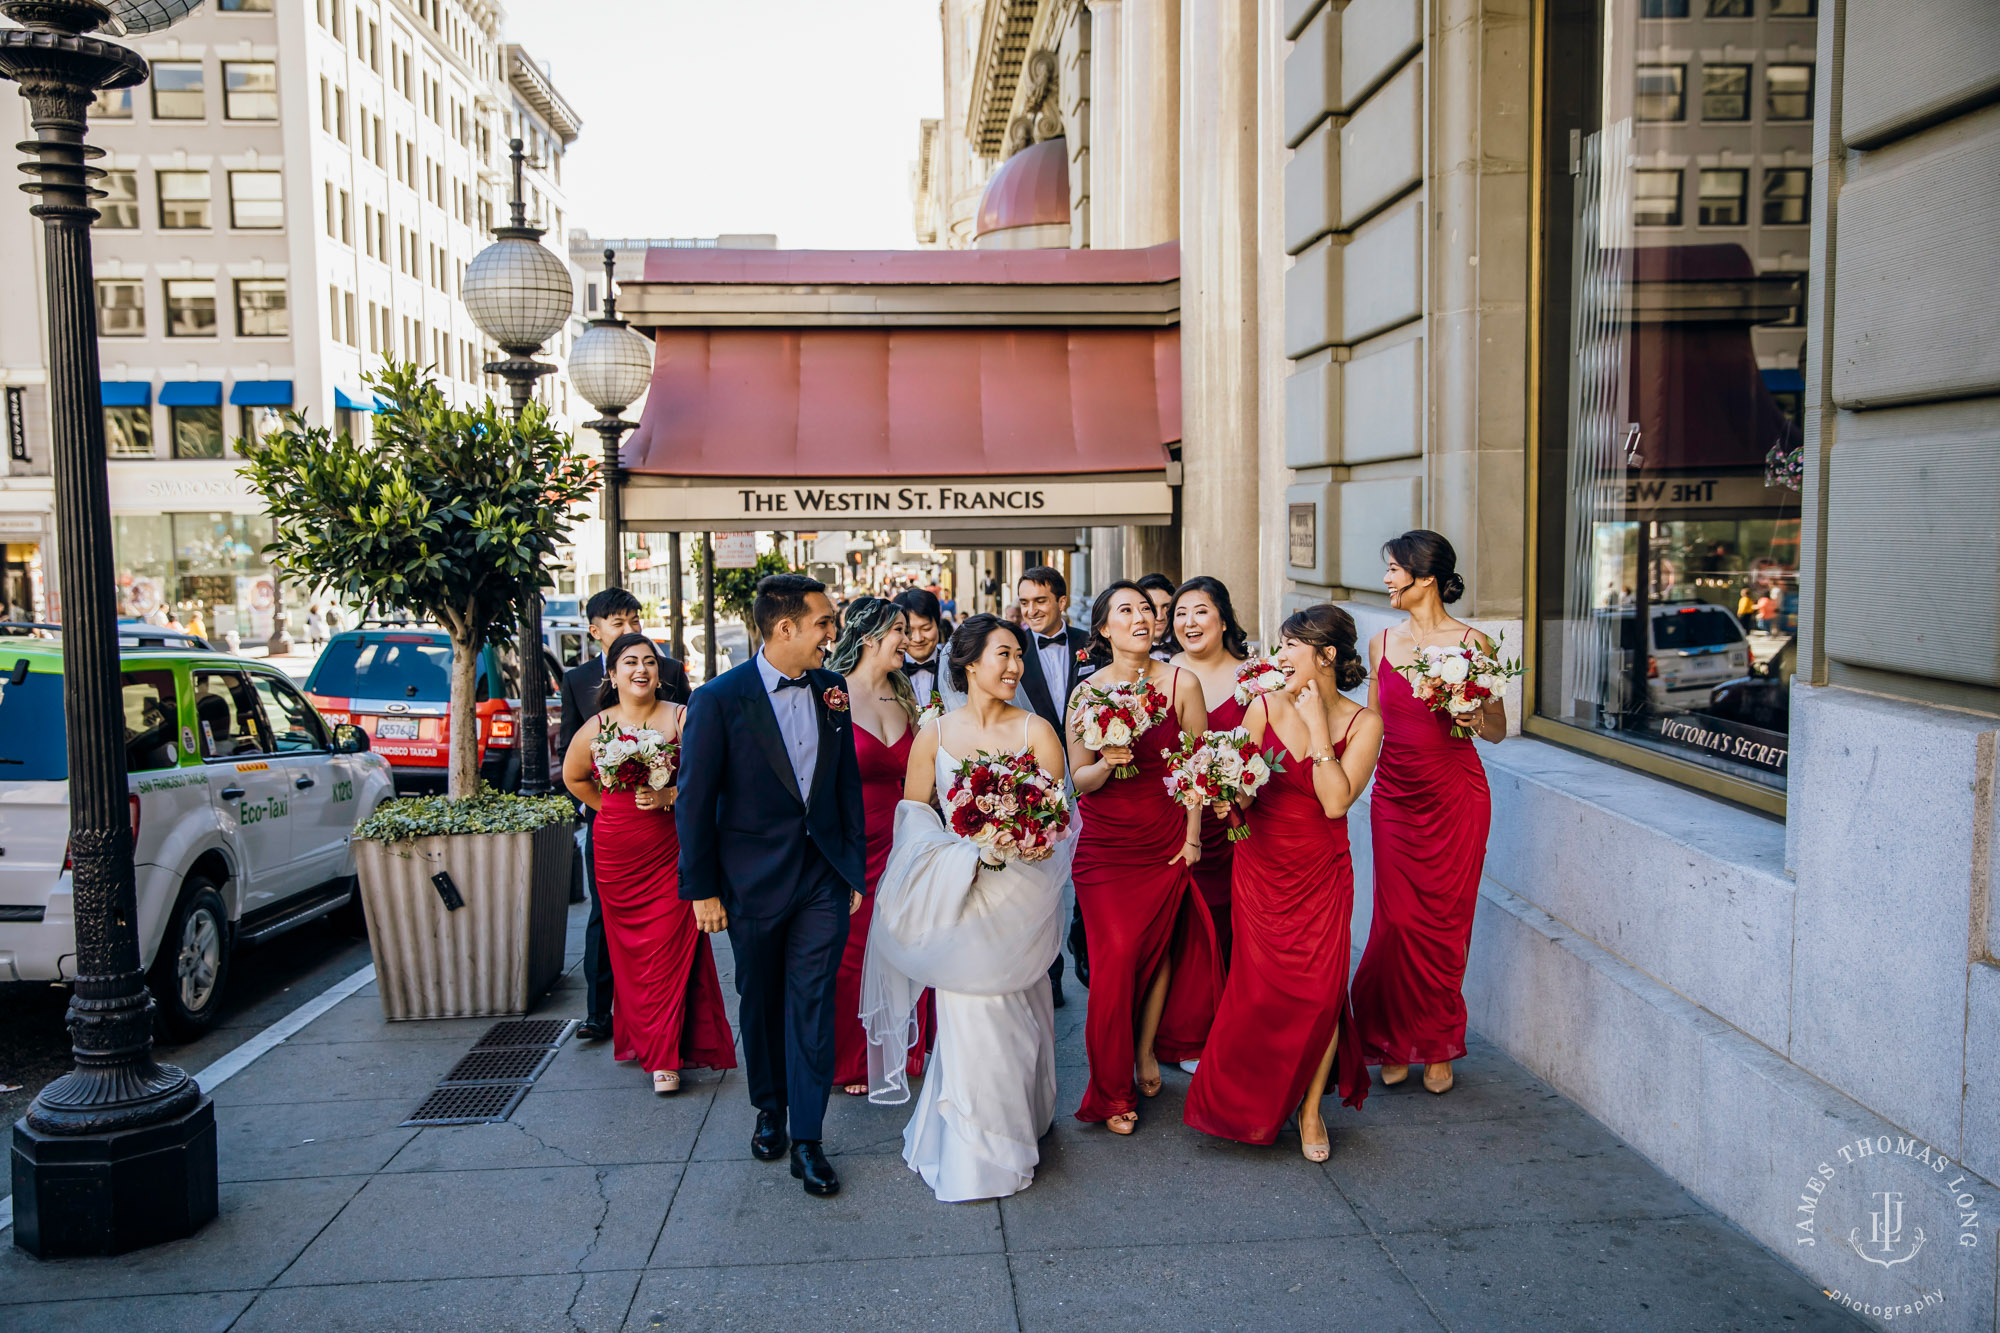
1191 694 1247 969
1350 654 1492 1068
593 788 736 1073
833 724 932 1087
1072 680 1223 1124
1184 709 1368 1143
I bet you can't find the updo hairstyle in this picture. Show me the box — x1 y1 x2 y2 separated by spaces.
1278 603 1368 692
1382 529 1465 604
946 613 1027 694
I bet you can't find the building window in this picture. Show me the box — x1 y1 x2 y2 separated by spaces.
235 278 288 336
339 189 351 244
334 86 348 142
1638 0 1688 15
151 61 205 119
105 405 153 458
90 86 132 118
222 61 278 120
239 406 281 448
1763 168 1811 225
164 279 217 337
170 405 224 459
1701 65 1750 121
1634 65 1685 122
1633 169 1683 226
1706 0 1751 14
97 170 139 228
228 171 283 229
1535 0 1816 805
1767 64 1815 120
344 290 358 347
1697 169 1747 225
157 170 211 229
219 0 275 10
96 279 145 336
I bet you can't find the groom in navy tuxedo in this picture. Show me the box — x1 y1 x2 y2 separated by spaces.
677 574 864 1197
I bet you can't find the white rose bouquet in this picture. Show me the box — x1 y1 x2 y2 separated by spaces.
1395 631 1522 738
1070 676 1172 778
589 718 678 792
1232 655 1289 707
1163 727 1284 841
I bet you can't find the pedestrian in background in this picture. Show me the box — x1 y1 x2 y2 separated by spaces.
305 603 327 651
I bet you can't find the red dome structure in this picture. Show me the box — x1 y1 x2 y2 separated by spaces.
973 137 1072 249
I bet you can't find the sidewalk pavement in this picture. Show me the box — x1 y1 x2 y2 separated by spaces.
0 903 1865 1333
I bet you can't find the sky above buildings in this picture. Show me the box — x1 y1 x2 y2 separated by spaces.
505 0 944 250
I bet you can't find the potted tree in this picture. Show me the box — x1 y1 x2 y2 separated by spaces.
239 363 598 1018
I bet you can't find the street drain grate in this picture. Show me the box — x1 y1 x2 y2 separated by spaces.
474 1019 573 1050
401 1018 574 1127
403 1083 529 1126
441 1046 556 1085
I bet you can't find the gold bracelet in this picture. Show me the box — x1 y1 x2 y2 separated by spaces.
1310 749 1337 764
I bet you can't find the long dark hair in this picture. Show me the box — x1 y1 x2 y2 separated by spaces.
1085 580 1149 665
1382 530 1464 604
595 632 661 710
947 613 1027 693
1161 575 1250 659
827 595 919 720
1279 604 1367 692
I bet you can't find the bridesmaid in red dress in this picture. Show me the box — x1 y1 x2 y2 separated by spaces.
1167 576 1253 975
561 633 735 1095
1184 604 1382 1159
1067 581 1218 1135
1350 531 1504 1095
825 596 930 1094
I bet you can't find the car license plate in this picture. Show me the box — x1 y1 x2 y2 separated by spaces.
376 717 419 740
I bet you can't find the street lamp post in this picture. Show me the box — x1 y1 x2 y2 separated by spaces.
464 138 573 798
566 249 653 597
0 0 217 1258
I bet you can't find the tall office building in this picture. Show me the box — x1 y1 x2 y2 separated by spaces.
0 0 585 640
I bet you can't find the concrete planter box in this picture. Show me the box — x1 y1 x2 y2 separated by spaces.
353 822 574 1020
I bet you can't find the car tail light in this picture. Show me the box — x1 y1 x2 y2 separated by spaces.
63 797 140 874
130 794 142 843
418 717 442 741
488 710 518 747
1646 656 1659 679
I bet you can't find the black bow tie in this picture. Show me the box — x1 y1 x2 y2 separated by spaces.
1037 634 1067 649
905 658 934 673
774 674 811 691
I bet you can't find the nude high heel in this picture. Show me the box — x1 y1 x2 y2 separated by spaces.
1379 1064 1409 1086
1422 1062 1454 1095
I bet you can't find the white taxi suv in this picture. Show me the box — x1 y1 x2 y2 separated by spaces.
0 637 394 1037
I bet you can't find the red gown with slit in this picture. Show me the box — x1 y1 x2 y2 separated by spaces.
833 723 932 1088
1350 656 1492 1067
1184 706 1368 1143
1190 694 1247 968
1071 675 1222 1123
593 788 736 1073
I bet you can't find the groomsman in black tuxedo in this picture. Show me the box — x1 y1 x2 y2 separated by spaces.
894 588 947 706
1016 566 1091 996
558 588 691 1041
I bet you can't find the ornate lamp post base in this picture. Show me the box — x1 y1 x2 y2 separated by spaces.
11 1104 218 1258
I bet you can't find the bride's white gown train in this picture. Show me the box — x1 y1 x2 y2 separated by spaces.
860 741 1067 1203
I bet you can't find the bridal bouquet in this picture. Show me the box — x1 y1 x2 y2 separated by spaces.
1232 655 1289 707
916 688 946 728
590 720 678 792
943 749 1073 869
1071 677 1172 778
1396 632 1523 739
1163 727 1283 841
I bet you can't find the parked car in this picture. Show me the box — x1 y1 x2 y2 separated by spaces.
1596 602 1753 715
3 620 213 652
301 625 562 793
0 640 395 1036
1708 635 1796 732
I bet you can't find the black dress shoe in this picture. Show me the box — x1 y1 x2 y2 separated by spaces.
1050 974 1066 1010
790 1140 840 1197
751 1110 789 1162
575 1018 611 1041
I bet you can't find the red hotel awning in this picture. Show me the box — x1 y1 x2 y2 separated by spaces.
623 325 1181 480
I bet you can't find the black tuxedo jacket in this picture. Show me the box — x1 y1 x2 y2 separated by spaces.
674 659 866 917
1019 623 1091 735
558 647 691 756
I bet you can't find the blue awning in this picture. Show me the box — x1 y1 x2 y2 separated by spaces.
1761 367 1804 392
100 381 150 407
159 380 222 407
334 387 368 411
373 395 392 414
229 380 292 407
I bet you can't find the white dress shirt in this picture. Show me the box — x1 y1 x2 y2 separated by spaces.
755 650 819 799
1031 627 1071 709
905 654 940 705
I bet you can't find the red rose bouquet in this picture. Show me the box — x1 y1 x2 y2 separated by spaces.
944 748 1073 869
589 718 678 792
1070 676 1172 778
1163 727 1283 841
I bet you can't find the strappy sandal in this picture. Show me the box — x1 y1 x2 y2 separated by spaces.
1299 1120 1331 1163
652 1070 681 1096
1107 1111 1138 1136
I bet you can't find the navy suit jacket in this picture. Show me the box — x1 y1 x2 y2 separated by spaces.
1019 623 1091 735
675 657 866 917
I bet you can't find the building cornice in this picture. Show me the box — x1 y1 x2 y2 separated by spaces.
968 0 1042 159
503 44 582 145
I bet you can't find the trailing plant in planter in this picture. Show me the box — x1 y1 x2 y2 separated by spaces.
238 362 597 797
354 792 574 845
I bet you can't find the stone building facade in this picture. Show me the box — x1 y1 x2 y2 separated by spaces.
919 0 1999 1317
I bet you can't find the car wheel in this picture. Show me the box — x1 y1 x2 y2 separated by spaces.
148 878 232 1042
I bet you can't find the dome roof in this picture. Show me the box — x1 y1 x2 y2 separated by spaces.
974 137 1071 245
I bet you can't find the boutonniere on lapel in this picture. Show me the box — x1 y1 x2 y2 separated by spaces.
1074 649 1091 666
822 686 850 713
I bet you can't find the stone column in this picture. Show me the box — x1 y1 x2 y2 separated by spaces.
1254 0 1289 641
1088 0 1123 245
1178 0 1260 621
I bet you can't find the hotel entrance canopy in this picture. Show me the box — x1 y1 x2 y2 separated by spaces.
614 244 1181 533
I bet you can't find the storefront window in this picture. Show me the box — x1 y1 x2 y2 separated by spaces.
105 404 154 458
114 512 280 648
171 405 224 458
1534 0 1815 800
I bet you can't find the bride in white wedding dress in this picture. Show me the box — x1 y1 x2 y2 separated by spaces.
861 615 1073 1203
